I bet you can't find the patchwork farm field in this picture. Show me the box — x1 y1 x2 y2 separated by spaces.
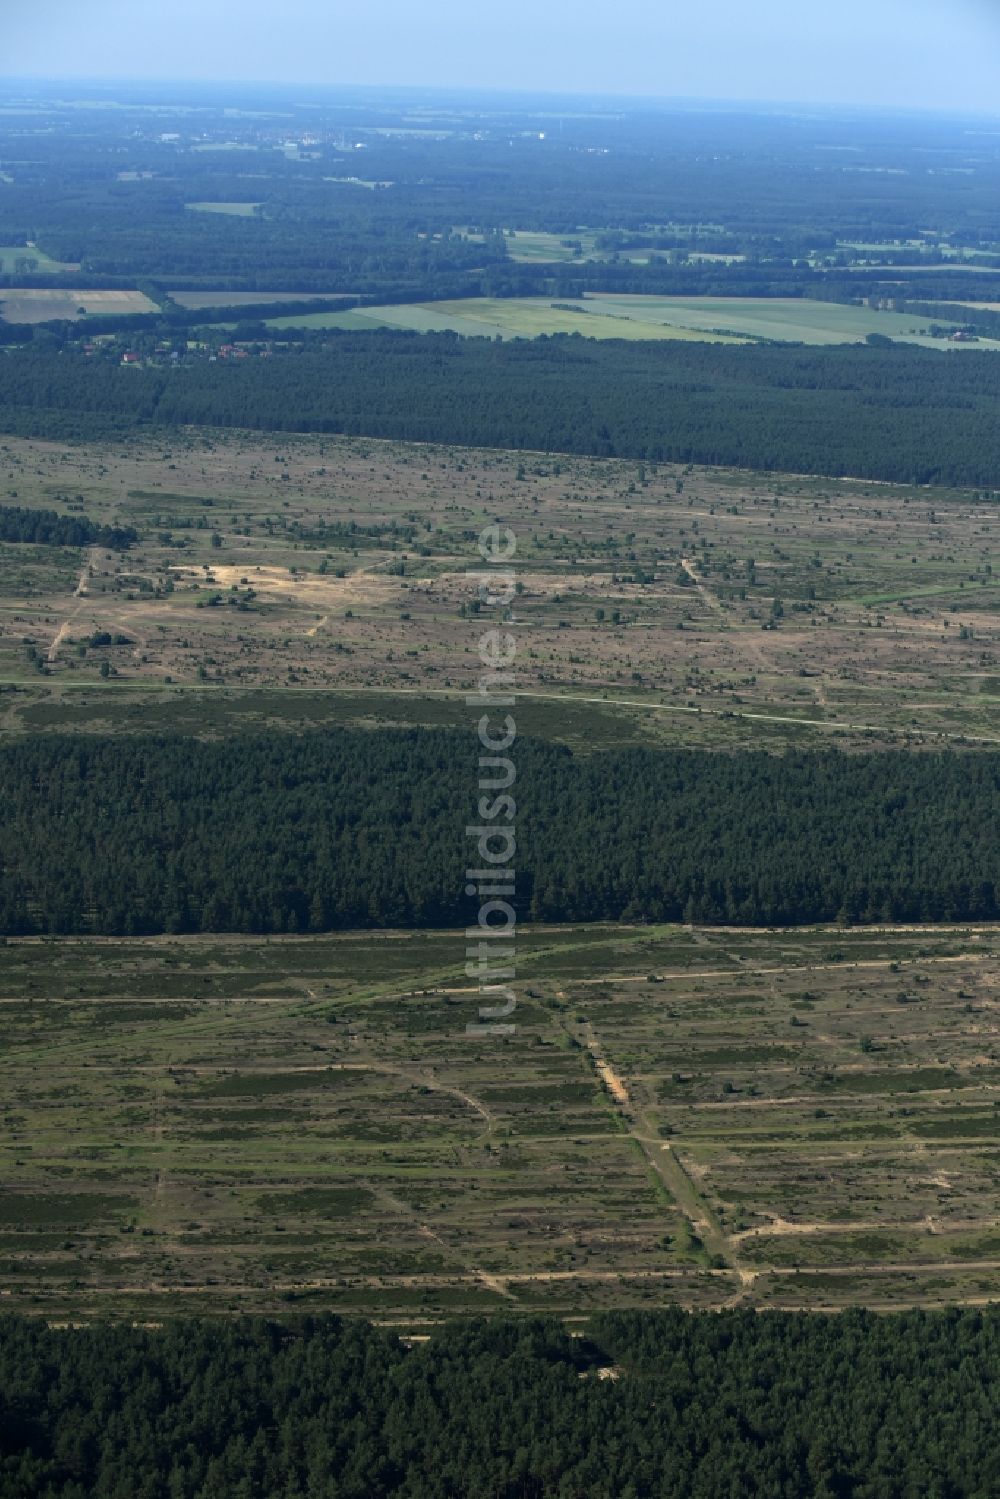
261 297 745 340
2 280 992 348
0 289 157 323
260 293 1000 347
0 429 998 750
3 922 1000 1321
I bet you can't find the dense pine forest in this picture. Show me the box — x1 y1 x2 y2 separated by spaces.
1 1308 998 1498
4 337 1000 485
2 730 997 935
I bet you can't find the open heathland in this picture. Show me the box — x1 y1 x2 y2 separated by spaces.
0 431 997 752
2 923 1000 1320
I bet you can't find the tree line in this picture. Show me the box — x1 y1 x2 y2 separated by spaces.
0 505 136 551
0 1307 997 1497
1 730 997 935
4 335 1000 485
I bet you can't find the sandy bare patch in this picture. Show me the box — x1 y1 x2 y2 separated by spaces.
169 563 392 609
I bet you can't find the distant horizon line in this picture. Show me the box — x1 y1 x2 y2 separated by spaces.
0 76 999 122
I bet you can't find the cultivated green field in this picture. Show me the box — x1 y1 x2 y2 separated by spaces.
3 922 999 1321
575 295 1000 347
260 294 999 347
263 298 746 340
185 201 260 216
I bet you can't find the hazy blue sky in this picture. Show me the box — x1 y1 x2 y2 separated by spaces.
3 0 1000 112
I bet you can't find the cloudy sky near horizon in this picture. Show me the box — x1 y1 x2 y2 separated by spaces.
2 0 999 112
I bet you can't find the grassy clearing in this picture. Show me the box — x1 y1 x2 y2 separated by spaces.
0 244 78 273
457 228 656 265
500 230 600 262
